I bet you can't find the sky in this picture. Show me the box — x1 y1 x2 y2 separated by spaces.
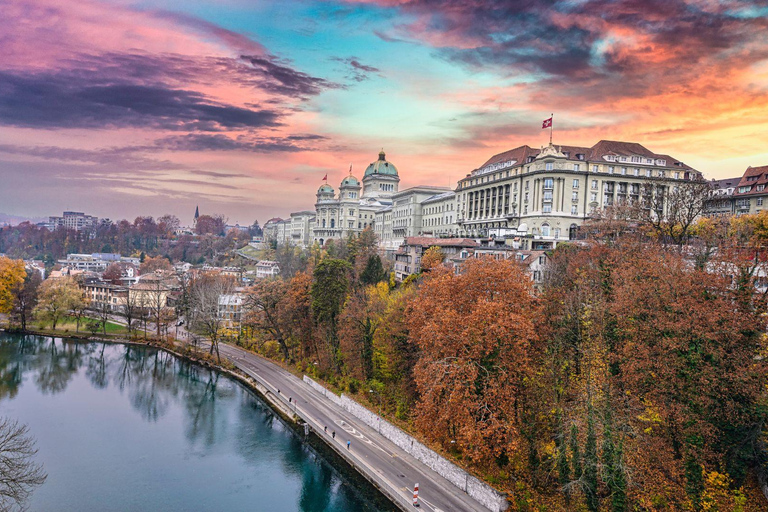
1 0 767 225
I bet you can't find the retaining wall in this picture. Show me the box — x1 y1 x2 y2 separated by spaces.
303 376 508 512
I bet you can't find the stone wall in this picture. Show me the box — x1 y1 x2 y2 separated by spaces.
302 376 508 512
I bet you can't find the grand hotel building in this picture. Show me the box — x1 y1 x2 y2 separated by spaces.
455 140 702 249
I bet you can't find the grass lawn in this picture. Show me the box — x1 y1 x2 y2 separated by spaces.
35 316 129 335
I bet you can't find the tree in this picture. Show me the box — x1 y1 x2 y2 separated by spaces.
359 255 387 286
157 214 180 237
0 417 47 511
0 257 25 315
195 214 227 236
102 263 123 285
643 178 710 246
189 273 235 362
11 271 41 331
408 258 540 465
420 246 444 272
139 255 172 275
244 279 293 362
311 259 352 370
34 277 83 330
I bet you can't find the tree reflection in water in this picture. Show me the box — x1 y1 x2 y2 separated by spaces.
0 335 388 512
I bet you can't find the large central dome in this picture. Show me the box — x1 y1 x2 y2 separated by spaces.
364 150 398 177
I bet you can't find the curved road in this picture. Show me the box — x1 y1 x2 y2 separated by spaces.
214 342 490 512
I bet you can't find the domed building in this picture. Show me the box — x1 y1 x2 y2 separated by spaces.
310 152 398 246
363 150 400 199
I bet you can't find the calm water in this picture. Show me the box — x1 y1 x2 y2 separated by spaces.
0 333 390 512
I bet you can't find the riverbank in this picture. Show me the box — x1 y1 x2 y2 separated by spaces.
0 328 407 511
2 326 501 511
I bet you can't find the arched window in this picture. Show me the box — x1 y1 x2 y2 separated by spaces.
331 219 335 228
322 219 326 228
541 223 550 237
569 223 578 240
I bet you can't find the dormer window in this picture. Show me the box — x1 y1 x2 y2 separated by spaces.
527 156 535 163
631 156 641 163
563 151 570 158
758 185 766 192
577 153 585 160
619 156 627 162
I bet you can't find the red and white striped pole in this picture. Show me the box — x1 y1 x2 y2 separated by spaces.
412 483 419 507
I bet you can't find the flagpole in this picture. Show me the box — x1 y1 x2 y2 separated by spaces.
550 113 553 145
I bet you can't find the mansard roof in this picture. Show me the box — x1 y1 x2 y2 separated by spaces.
734 165 768 196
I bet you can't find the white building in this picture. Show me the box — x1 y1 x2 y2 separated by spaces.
47 211 99 232
255 260 280 279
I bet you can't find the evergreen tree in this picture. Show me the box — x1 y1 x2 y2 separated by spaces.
584 408 599 512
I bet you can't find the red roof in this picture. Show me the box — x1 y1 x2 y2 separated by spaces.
734 165 768 196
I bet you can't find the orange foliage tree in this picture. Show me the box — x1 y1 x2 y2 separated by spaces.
408 257 540 467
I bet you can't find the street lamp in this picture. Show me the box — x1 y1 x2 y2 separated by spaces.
368 388 382 418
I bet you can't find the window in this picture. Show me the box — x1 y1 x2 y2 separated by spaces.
591 192 597 202
543 191 553 201
646 169 652 177
739 186 752 193
544 178 554 189
349 209 355 216
609 166 615 174
524 192 529 202
574 164 580 171
592 165 599 172
759 185 766 192
591 179 598 189
571 205 578 215
572 191 579 201
621 167 627 175
759 198 764 206
674 172 680 179
573 179 579 188
543 204 552 213
545 162 554 171
658 170 665 178
634 168 639 176
541 224 550 236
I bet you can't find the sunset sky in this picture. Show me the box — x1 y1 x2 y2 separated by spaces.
1 0 767 225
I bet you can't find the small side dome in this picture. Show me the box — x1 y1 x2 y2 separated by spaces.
341 175 359 187
318 184 334 194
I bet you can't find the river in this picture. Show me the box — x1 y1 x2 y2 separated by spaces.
0 333 392 511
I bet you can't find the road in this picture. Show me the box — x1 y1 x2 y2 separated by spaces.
99 316 492 511
214 341 488 512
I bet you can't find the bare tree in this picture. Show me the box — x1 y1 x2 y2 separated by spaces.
0 417 47 511
121 291 140 338
643 178 711 246
189 274 235 362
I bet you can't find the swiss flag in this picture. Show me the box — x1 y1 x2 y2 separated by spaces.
322 174 327 181
542 117 552 129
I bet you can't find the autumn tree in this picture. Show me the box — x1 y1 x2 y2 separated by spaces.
139 255 172 275
419 246 444 272
34 277 84 330
0 257 25 315
102 263 123 285
408 257 540 467
11 271 41 331
244 279 293 362
195 214 227 236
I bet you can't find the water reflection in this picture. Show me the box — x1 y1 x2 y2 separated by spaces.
0 334 388 512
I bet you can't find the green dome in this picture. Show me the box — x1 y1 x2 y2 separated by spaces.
341 175 359 187
318 184 334 194
364 150 398 177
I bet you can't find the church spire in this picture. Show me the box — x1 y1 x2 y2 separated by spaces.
194 205 199 221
